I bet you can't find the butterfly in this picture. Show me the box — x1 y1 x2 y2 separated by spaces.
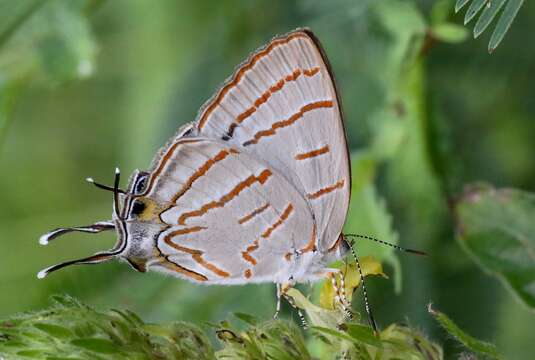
39 28 424 330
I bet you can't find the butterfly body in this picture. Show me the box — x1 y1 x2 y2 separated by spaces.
39 28 351 288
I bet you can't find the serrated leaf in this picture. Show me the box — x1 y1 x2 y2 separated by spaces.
488 0 524 52
473 0 507 38
464 0 487 25
455 0 472 12
429 304 502 359
455 184 535 310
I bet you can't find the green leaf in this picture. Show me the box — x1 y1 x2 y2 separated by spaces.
464 0 487 24
311 326 356 344
216 320 310 360
0 296 215 359
488 0 524 52
455 0 472 12
455 0 524 52
473 0 506 38
432 23 469 43
233 312 258 326
69 338 120 354
319 258 386 310
0 76 25 148
345 323 383 348
429 304 502 359
0 0 97 84
455 184 535 310
344 179 402 292
34 323 73 339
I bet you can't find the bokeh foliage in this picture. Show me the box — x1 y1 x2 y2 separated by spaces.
1 0 535 359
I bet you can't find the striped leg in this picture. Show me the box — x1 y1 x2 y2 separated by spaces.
279 282 308 329
274 283 282 319
283 292 308 329
338 269 353 320
329 272 352 320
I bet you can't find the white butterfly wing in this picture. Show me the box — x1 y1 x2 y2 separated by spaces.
142 138 318 284
194 29 350 252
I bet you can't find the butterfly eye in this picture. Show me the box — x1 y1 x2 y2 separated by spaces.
131 200 146 216
133 172 149 194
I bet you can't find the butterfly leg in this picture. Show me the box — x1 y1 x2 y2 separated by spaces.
273 283 282 319
327 270 353 320
276 280 309 329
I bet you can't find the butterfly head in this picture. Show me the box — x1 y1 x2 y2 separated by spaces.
37 168 162 279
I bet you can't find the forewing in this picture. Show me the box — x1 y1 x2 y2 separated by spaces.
195 29 350 252
143 138 316 284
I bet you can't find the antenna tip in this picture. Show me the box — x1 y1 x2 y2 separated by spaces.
39 235 49 246
37 269 48 279
115 167 120 174
86 177 94 183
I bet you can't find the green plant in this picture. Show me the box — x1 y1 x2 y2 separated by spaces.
455 0 525 52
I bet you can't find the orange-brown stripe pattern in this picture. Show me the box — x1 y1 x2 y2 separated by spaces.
238 203 270 225
145 139 203 194
159 258 208 282
172 148 239 202
307 179 345 200
164 232 230 278
261 203 294 239
300 224 317 253
178 169 272 225
197 32 311 130
234 67 320 125
243 100 333 146
295 145 330 160
241 241 259 265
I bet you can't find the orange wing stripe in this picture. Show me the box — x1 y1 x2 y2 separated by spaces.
232 67 320 126
241 241 259 265
172 148 239 202
300 224 317 253
241 203 294 266
165 226 207 236
164 233 230 278
307 179 345 200
146 139 203 193
177 169 272 225
159 258 208 282
295 145 330 160
238 203 270 225
261 204 294 239
243 100 333 146
197 32 311 130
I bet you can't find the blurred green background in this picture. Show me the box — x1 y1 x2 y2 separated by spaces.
1 0 534 358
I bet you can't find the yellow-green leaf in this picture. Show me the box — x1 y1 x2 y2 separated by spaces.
319 257 387 310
